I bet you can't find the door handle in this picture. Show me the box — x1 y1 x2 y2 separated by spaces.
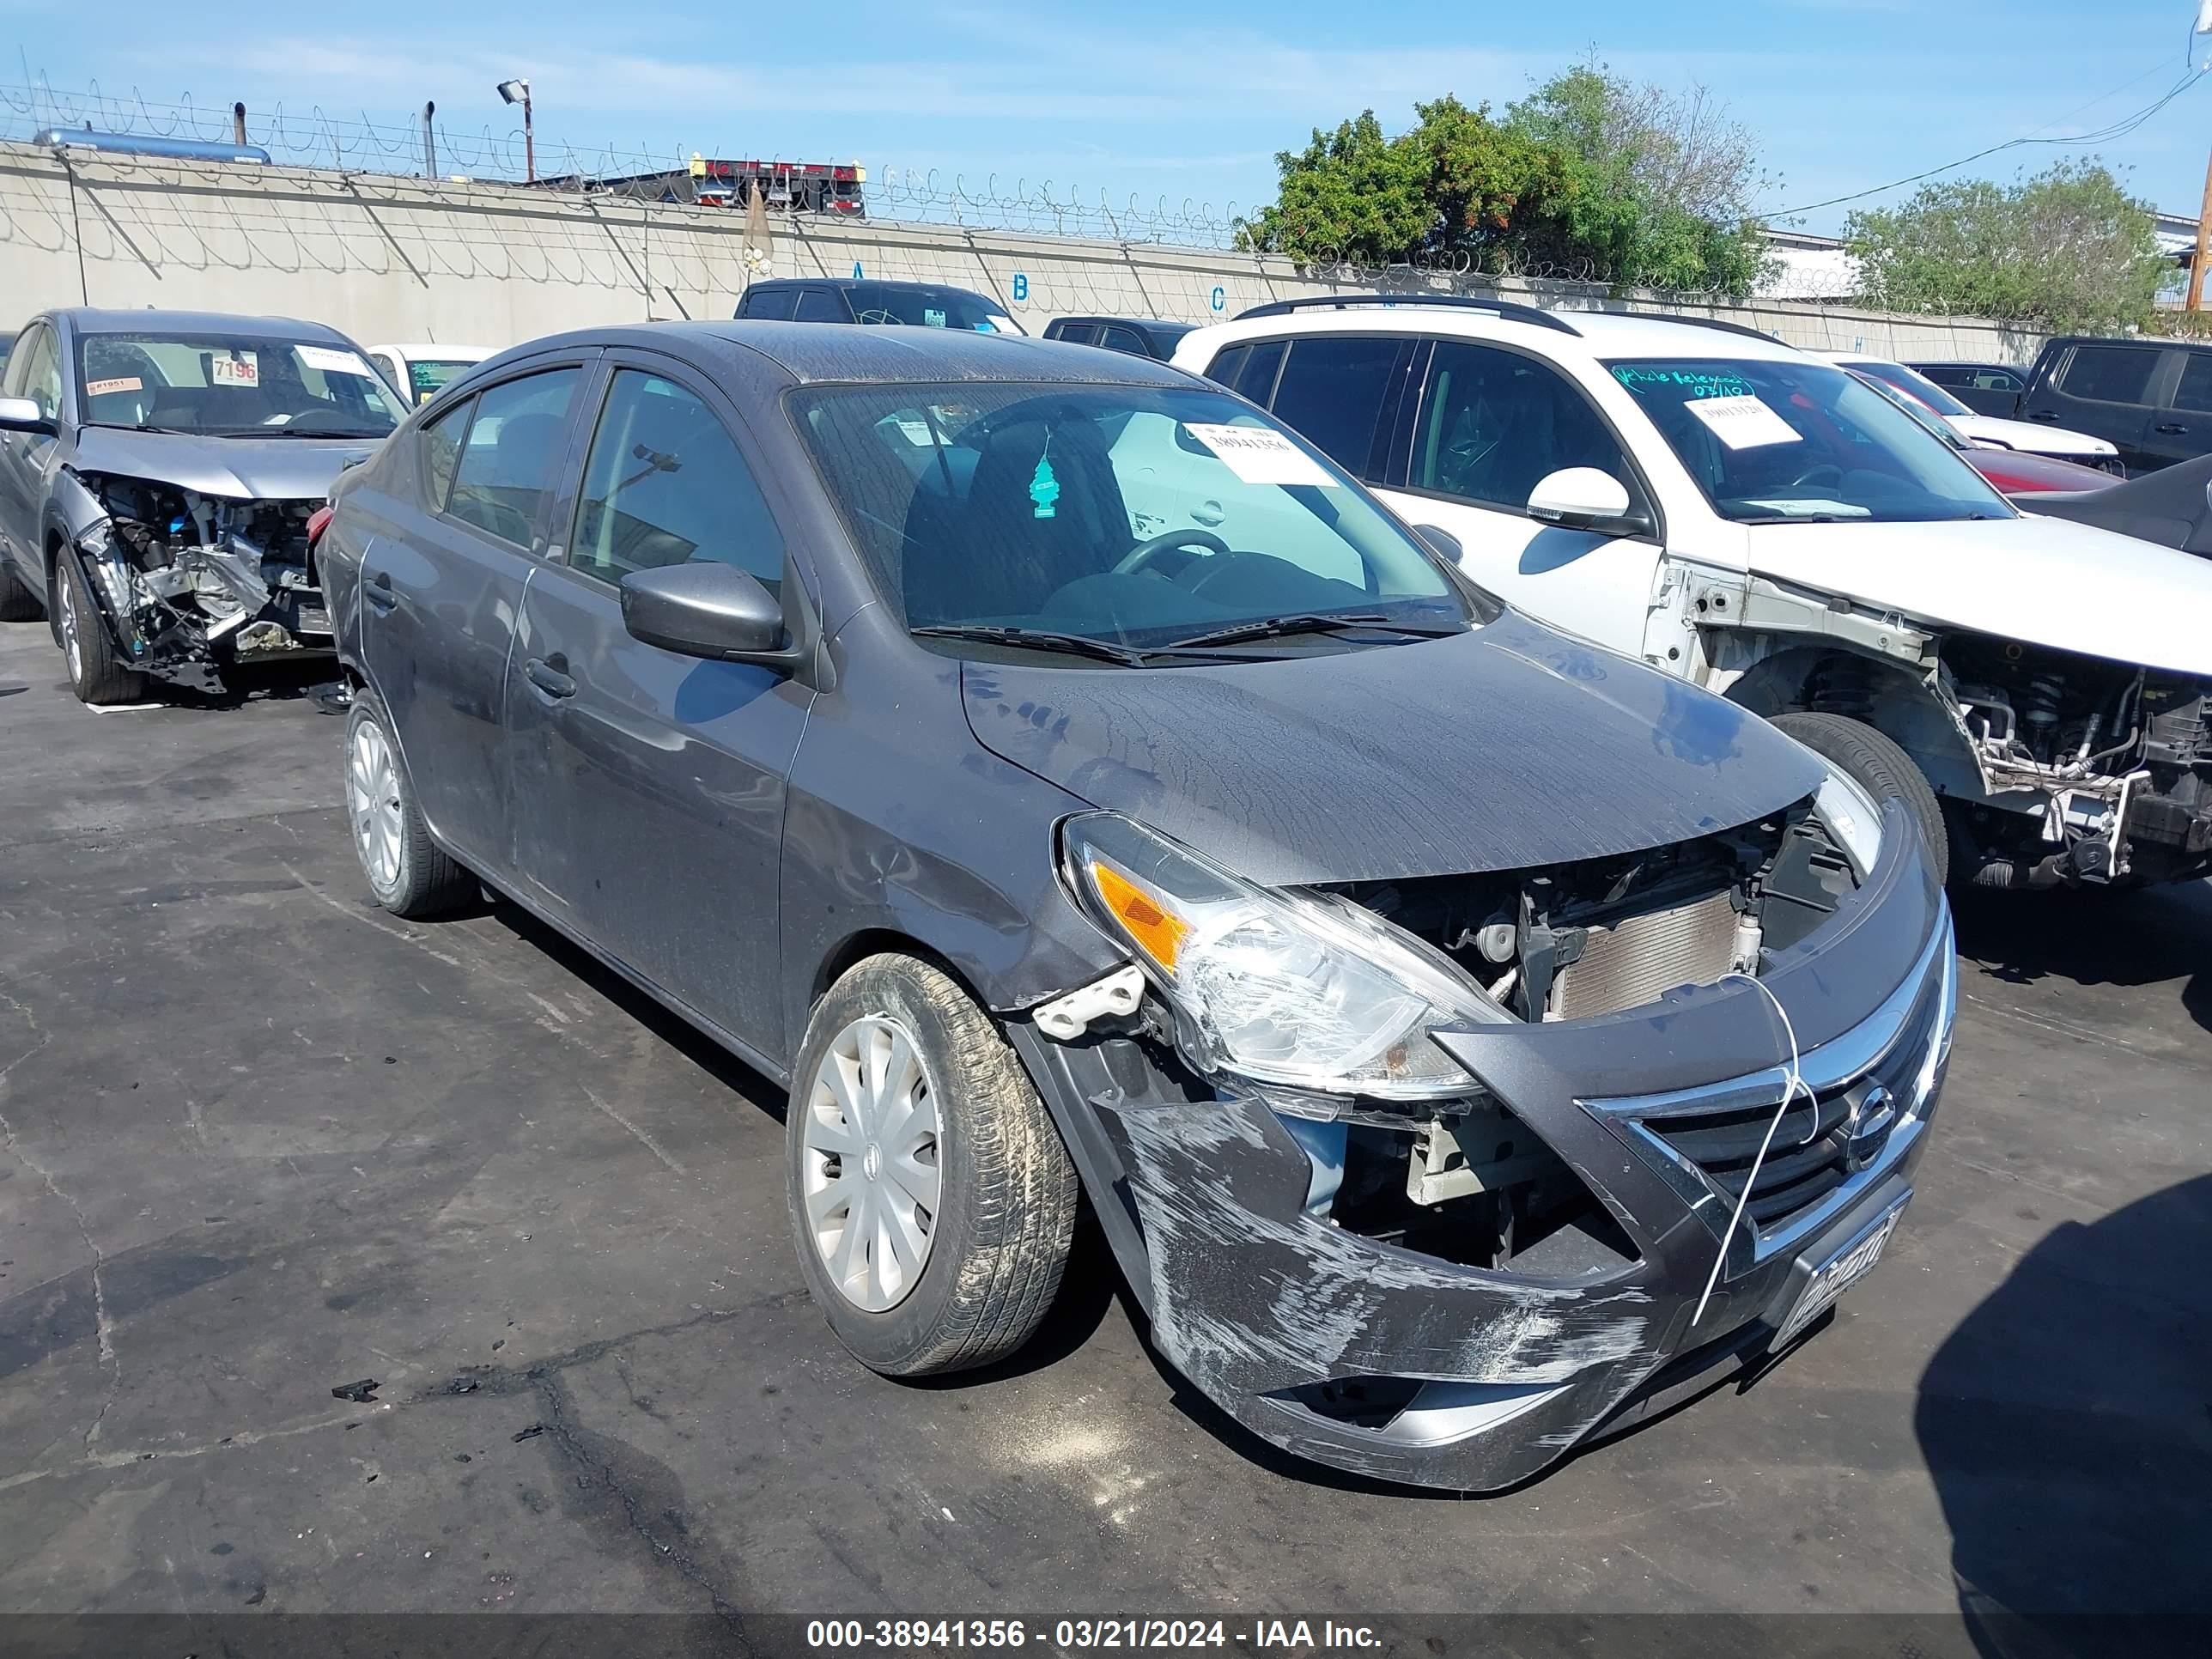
2154 422 2189 434
2027 410 2057 422
364 568 398 612
524 655 576 700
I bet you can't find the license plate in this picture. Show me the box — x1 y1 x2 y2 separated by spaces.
1775 1198 1906 1347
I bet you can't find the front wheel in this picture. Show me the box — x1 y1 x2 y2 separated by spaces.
56 554 144 705
1772 709 1948 884
787 953 1079 1377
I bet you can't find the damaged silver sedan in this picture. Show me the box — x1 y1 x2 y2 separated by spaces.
319 323 1956 1492
0 308 404 702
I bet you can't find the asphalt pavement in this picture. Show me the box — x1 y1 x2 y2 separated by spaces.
0 615 2206 1653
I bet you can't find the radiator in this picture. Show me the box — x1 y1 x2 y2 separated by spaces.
1553 888 1740 1020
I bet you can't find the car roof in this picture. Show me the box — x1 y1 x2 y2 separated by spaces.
51 307 361 343
1054 315 1194 331
374 343 495 359
1181 302 1810 364
500 319 1196 388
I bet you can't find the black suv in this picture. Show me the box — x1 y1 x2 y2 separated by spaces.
2020 336 2212 475
1908 360 2029 419
1041 315 1195 361
734 278 1019 334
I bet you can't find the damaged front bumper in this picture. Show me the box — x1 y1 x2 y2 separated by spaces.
64 483 332 689
1012 805 1954 1492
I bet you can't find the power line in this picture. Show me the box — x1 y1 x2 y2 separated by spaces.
1765 58 2208 220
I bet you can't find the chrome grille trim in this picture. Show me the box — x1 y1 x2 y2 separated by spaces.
1582 912 1955 1267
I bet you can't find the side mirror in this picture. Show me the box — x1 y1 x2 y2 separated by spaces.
621 562 801 672
0 396 56 438
1526 467 1651 538
1413 523 1463 563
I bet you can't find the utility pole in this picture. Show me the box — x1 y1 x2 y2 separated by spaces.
232 102 247 147
497 80 534 184
2190 146 2212 310
422 101 437 180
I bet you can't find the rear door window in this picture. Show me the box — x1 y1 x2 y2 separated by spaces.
1232 339 1287 404
445 368 581 550
795 289 849 323
1267 337 1401 476
2059 346 2159 404
1099 325 1150 356
2170 353 2212 414
1052 322 1100 346
740 287 798 320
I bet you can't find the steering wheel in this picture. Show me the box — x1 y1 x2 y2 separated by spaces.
1112 527 1232 576
1789 463 1844 489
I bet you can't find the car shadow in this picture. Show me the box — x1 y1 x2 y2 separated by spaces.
1916 1174 2212 1655
478 895 785 1120
1949 880 2212 1038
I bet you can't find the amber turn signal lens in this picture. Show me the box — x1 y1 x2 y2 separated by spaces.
1090 860 1187 973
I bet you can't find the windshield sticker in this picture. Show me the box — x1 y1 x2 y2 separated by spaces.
1183 422 1338 487
85 376 143 397
893 417 937 447
1613 365 1758 399
1683 393 1802 450
210 350 259 387
1030 441 1060 519
923 307 949 328
297 344 374 379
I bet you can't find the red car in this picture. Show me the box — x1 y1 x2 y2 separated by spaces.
1845 367 2118 495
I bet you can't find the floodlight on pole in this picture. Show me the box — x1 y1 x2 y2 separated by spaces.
497 78 534 184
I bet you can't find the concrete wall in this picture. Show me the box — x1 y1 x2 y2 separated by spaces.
0 142 2050 366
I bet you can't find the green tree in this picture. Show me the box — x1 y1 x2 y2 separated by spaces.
1843 161 2166 332
1236 65 1771 298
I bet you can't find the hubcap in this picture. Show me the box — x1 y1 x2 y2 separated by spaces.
347 719 404 891
58 573 81 681
800 1015 943 1312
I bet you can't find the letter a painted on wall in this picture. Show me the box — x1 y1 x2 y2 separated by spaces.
853 261 865 279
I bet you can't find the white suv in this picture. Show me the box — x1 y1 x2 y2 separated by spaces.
1170 298 2212 889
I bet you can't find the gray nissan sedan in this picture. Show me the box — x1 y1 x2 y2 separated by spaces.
318 321 1955 1491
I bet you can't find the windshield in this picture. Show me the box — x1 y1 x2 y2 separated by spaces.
1848 358 1974 418
75 331 406 437
793 380 1482 658
1847 369 1970 450
848 285 1020 334
1607 358 2014 524
404 357 480 404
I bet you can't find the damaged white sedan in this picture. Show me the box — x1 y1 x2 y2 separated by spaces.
0 308 403 702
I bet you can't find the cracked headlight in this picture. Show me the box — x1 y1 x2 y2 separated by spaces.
1814 767 1884 878
1062 812 1509 1099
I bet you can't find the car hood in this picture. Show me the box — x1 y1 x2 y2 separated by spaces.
71 426 381 500
1949 412 2114 459
960 610 1825 887
1745 513 2212 677
1970 447 2120 493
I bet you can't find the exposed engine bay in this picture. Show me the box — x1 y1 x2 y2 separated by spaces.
1937 632 2212 885
64 471 331 690
1277 805 1856 1278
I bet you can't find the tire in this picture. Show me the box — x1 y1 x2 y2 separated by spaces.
55 553 144 706
1773 709 1948 884
343 691 474 919
0 552 40 622
787 953 1079 1377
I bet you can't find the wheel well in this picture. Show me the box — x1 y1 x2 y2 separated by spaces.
810 928 989 1018
1723 645 1981 799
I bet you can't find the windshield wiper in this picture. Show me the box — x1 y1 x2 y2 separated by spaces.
1157 611 1462 652
908 623 1164 666
211 427 390 440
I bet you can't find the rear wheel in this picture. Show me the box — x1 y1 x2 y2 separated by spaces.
787 953 1079 1377
1773 709 1948 884
344 692 473 919
0 554 40 622
55 554 144 706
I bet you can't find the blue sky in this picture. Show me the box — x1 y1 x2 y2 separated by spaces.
8 0 2212 234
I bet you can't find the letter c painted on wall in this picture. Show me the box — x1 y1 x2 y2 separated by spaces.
1211 285 1226 312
